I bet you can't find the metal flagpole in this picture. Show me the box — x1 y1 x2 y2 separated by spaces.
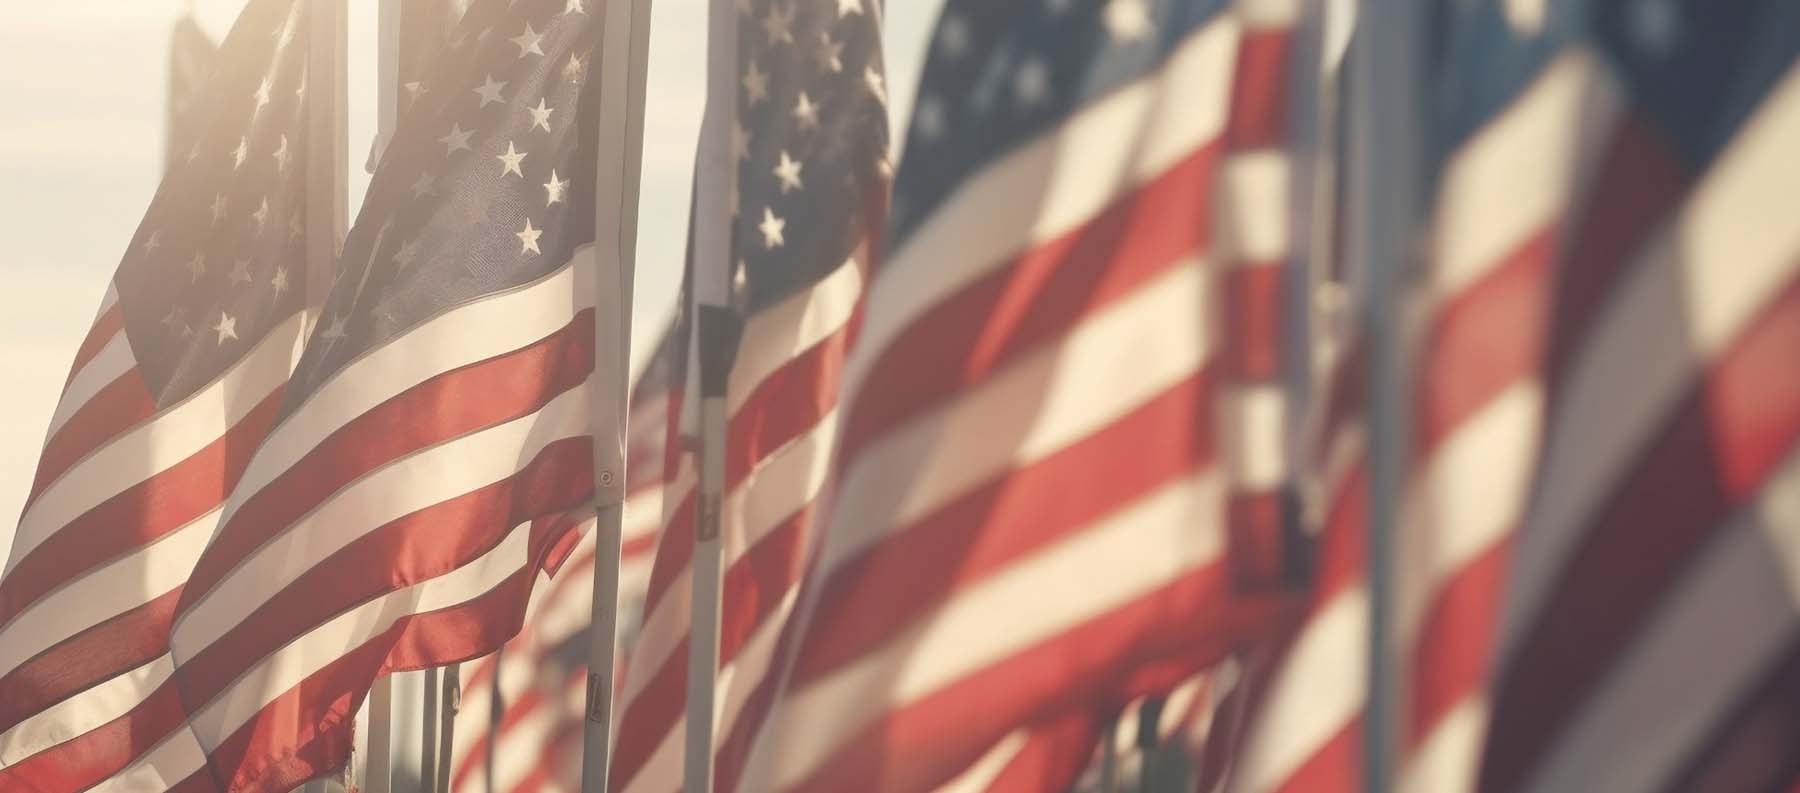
580 0 654 786
1344 0 1425 791
437 663 462 793
303 0 348 790
422 667 441 793
684 0 740 791
1098 718 1119 793
486 648 502 793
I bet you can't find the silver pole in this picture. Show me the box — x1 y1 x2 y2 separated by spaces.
421 666 441 793
1098 717 1119 793
1345 1 1424 791
436 664 461 793
579 0 653 787
684 1 739 792
302 2 347 792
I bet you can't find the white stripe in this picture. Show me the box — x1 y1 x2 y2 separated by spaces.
171 381 591 656
1501 58 1800 661
929 730 1030 793
1428 51 1613 303
1230 587 1367 793
9 312 305 576
1395 381 1541 651
1522 447 1800 793
852 17 1239 400
823 259 1211 575
0 654 170 768
620 408 838 707
188 521 533 748
1398 698 1488 793
46 331 135 441
86 717 207 793
1218 384 1288 492
0 507 219 681
229 249 595 512
491 695 562 793
1235 0 1301 29
768 469 1227 790
1216 150 1292 265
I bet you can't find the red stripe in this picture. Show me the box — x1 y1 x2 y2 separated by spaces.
64 305 124 385
1221 263 1284 383
783 562 1296 793
794 372 1216 683
842 142 1220 464
182 309 595 609
0 672 188 793
26 369 157 506
1270 721 1361 793
175 436 592 709
194 515 576 793
0 588 179 737
1224 30 1292 150
984 711 1102 793
1405 540 1508 748
1480 268 1800 793
1 384 284 629
451 689 546 791
638 322 848 618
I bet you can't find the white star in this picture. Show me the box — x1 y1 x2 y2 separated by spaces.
271 266 290 297
865 66 888 104
938 14 970 57
253 76 273 117
213 312 239 344
793 91 819 131
915 95 947 140
529 98 555 132
295 70 308 101
1503 0 1548 34
185 252 206 281
762 3 795 45
1015 58 1050 106
838 0 863 17
773 151 804 193
743 59 769 104
474 74 508 107
211 193 228 224
544 169 568 205
564 55 586 82
233 136 249 169
275 7 300 50
732 122 752 162
410 172 437 198
142 230 162 254
497 141 528 177
160 306 185 334
565 0 587 13
252 197 271 230
404 80 429 105
1104 0 1154 41
229 259 253 286
393 238 421 269
758 207 786 249
273 134 291 172
517 218 544 255
511 23 546 58
186 143 201 164
817 32 843 73
440 123 475 156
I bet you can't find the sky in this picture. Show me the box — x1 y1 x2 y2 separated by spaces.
0 0 945 570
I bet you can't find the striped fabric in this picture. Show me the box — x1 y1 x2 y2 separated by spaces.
0 2 313 790
736 2 1304 791
452 325 680 793
1461 2 1800 791
162 1 611 789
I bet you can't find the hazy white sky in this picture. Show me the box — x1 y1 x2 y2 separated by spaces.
0 0 944 568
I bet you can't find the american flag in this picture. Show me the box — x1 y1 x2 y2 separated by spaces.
740 1 1303 791
609 0 891 790
1448 1 1800 791
167 12 219 168
451 323 680 793
0 1 312 790
162 0 610 789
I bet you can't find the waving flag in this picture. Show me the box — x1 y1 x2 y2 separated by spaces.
167 12 219 168
0 2 312 790
741 1 1305 791
609 0 892 791
164 1 613 789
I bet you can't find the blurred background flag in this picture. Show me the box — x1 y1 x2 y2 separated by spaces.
0 0 313 790
608 0 892 790
450 319 681 793
1447 2 1800 792
166 11 219 169
161 0 618 789
738 1 1307 791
